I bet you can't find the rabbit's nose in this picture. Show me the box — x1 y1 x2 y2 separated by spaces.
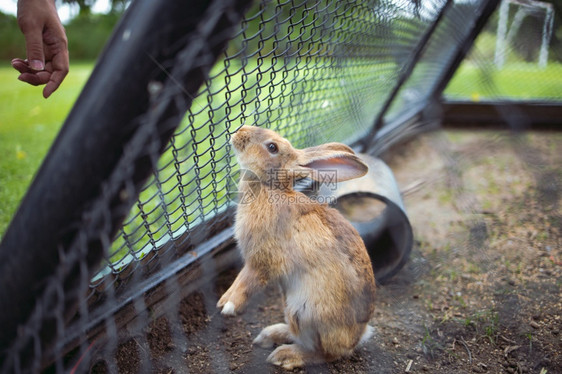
232 125 249 139
236 125 251 134
231 128 250 151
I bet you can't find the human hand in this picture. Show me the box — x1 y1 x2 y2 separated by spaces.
12 0 69 98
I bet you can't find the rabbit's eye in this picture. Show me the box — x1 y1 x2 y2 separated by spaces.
266 142 278 154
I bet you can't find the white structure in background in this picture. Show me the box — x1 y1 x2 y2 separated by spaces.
495 0 555 69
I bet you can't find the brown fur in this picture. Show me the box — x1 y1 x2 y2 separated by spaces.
217 126 376 370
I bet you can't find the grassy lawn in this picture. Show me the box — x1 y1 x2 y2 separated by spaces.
445 62 562 101
0 63 92 238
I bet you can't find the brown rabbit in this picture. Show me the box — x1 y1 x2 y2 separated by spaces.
217 125 376 370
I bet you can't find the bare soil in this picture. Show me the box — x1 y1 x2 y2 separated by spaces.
95 129 561 373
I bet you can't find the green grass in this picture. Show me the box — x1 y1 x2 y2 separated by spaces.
0 63 92 238
445 62 562 101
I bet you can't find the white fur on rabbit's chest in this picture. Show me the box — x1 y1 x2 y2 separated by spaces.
280 272 318 316
279 269 348 334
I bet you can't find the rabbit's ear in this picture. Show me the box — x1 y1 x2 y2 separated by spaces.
303 142 355 155
298 145 368 182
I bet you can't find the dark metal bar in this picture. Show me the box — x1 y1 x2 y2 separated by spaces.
442 101 562 129
429 0 501 102
0 0 253 363
359 0 454 152
54 225 237 369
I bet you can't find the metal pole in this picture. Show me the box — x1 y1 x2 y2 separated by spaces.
359 0 454 153
495 0 509 68
539 4 554 68
430 0 501 102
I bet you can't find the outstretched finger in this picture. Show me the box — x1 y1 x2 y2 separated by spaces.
11 58 34 74
43 53 69 98
43 70 66 98
18 71 51 86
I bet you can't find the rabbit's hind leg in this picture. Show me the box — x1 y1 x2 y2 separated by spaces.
253 323 293 348
267 343 325 370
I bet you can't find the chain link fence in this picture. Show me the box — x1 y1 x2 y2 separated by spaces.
0 0 512 372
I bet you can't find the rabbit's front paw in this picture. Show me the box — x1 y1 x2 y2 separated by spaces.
217 293 237 315
221 301 236 316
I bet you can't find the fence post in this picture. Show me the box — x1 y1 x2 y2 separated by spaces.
359 0 454 152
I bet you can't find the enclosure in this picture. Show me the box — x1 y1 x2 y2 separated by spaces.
0 0 560 372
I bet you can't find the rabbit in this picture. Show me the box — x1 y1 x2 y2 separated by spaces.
217 125 376 370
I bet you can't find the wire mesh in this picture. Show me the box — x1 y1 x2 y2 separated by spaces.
102 0 473 283
0 0 511 372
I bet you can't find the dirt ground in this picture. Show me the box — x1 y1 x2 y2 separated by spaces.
99 129 561 374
